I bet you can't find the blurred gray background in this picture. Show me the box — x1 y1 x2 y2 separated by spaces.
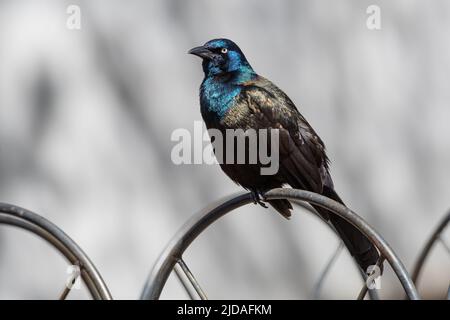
0 0 449 299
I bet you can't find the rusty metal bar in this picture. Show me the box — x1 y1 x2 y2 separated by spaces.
0 204 112 300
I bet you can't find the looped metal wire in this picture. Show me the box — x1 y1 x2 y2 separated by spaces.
0 190 425 300
140 188 420 300
0 203 112 300
411 210 450 296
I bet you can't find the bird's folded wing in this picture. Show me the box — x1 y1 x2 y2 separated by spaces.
239 79 327 192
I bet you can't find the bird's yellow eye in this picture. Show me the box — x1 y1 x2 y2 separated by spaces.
221 48 228 54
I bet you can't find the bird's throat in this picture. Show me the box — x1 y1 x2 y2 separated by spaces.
200 70 255 121
200 77 241 121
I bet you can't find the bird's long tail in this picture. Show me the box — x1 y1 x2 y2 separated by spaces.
268 199 293 219
312 186 380 274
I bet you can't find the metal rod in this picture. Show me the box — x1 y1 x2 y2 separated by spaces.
0 213 101 299
177 258 208 300
291 200 379 300
140 189 420 300
357 256 385 300
174 264 197 300
58 263 81 300
265 189 419 300
140 192 253 300
357 285 368 300
438 236 450 255
59 286 71 300
358 268 380 300
411 211 450 285
313 242 344 299
0 204 112 300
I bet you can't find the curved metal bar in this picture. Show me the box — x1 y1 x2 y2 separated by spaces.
313 242 344 299
439 236 450 254
291 200 379 300
140 188 420 300
411 211 450 285
264 189 419 300
0 214 103 299
0 203 112 300
140 192 254 300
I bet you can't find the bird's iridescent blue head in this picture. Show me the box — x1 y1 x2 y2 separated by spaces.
188 39 254 77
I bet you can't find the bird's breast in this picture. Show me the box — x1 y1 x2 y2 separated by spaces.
200 79 242 123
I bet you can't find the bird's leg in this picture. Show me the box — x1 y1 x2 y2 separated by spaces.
251 190 268 208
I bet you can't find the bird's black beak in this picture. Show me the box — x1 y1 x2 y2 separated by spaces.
188 45 215 60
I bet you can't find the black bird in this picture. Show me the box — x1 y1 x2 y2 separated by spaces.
189 38 379 272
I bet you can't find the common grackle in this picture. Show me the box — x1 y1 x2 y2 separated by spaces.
189 38 380 273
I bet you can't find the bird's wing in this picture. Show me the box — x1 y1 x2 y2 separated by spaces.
237 76 329 192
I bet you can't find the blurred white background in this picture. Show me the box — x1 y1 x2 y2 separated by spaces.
0 0 449 299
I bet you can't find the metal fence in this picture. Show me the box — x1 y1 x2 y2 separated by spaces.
1 188 449 300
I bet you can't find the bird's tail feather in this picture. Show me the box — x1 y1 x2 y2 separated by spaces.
267 187 380 273
313 187 381 273
269 199 292 219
